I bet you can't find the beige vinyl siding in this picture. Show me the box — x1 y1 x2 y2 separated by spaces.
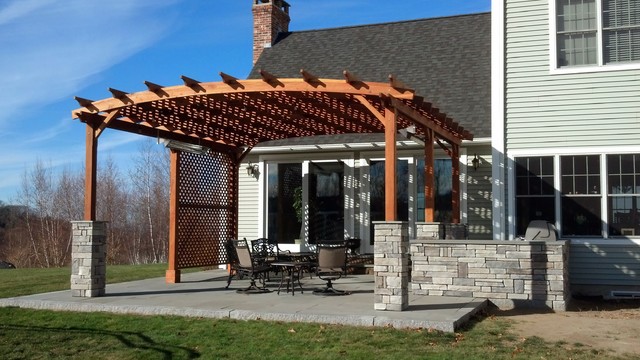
237 162 260 240
505 0 640 151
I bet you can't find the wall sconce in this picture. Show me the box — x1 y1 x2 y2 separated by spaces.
472 154 480 171
246 163 259 177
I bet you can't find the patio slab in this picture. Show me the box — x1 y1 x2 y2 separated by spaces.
0 269 488 332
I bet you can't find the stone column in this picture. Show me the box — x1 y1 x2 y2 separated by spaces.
70 221 107 297
374 221 409 311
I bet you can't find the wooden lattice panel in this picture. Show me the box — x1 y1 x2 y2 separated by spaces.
175 151 237 269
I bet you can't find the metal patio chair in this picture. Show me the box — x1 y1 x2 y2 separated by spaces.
232 239 271 293
313 241 349 296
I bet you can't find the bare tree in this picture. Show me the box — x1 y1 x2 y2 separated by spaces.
129 140 170 264
96 156 133 264
17 160 72 267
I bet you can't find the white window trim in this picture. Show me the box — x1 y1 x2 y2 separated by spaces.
549 0 640 74
508 145 640 243
258 153 355 248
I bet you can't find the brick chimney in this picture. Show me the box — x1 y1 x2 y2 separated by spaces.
252 0 290 65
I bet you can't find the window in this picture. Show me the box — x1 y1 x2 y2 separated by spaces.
560 155 602 236
607 154 640 236
267 163 302 244
515 157 556 235
514 153 640 238
556 0 640 68
308 161 344 244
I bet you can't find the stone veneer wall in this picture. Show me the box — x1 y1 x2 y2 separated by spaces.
374 221 409 311
410 239 570 310
70 221 107 297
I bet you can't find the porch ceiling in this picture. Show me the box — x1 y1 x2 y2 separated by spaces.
71 70 473 153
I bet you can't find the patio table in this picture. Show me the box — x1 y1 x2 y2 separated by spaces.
271 261 314 295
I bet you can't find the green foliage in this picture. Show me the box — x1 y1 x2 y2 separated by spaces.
0 263 196 298
0 308 634 360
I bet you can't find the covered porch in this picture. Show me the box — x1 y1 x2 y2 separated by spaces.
71 70 472 310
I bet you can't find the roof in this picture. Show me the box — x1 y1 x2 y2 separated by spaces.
250 12 491 140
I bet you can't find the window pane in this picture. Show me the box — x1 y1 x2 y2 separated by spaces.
267 163 302 244
588 175 600 193
557 0 598 67
515 156 556 236
530 157 542 176
561 196 602 236
516 157 529 177
560 155 600 194
309 162 344 244
515 156 555 196
603 0 640 64
434 160 452 222
621 174 634 193
561 156 573 174
541 176 555 195
542 157 554 175
608 154 621 174
608 196 640 236
620 154 635 173
575 175 588 194
516 197 556 236
610 174 622 193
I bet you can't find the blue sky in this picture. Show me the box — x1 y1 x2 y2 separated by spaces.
0 0 490 204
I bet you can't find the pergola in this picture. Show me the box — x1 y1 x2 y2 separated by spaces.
72 69 472 282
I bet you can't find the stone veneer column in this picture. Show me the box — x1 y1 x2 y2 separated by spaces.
70 221 107 297
374 221 409 311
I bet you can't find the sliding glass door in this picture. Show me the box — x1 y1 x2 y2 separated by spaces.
267 163 302 244
308 161 345 243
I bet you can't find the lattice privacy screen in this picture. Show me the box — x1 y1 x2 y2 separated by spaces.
175 151 238 269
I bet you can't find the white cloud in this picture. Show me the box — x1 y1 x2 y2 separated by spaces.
0 0 180 127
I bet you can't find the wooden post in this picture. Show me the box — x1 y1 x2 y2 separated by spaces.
384 107 397 221
452 145 461 223
424 129 435 222
84 124 97 221
166 150 181 283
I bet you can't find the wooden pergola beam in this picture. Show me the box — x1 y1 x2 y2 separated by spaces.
385 95 465 145
259 69 283 87
384 107 397 221
424 128 435 222
84 122 98 221
94 110 119 139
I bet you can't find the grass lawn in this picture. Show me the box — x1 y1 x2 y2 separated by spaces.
0 265 632 359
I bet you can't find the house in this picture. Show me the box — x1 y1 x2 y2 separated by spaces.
492 0 640 297
244 0 640 300
240 1 493 255
69 0 638 303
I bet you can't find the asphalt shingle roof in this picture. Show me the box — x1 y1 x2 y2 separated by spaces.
249 13 491 141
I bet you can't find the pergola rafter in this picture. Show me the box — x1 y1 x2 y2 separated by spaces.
72 70 473 282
